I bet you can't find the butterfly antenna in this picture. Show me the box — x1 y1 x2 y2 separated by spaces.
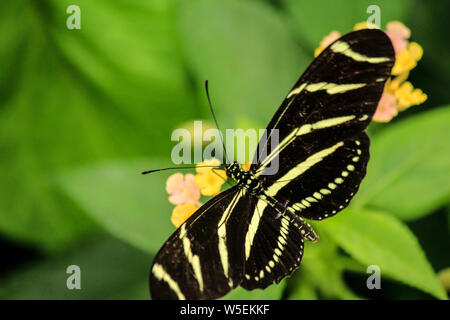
205 80 230 164
142 165 223 175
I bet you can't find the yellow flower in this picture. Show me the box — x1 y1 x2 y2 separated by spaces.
353 21 379 30
408 42 423 60
394 81 427 110
392 42 423 75
241 162 252 171
194 158 227 196
171 203 200 228
388 71 409 92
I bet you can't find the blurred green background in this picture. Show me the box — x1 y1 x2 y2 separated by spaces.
0 0 448 300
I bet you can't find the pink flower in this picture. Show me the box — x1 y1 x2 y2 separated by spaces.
321 30 341 47
314 31 341 56
373 92 398 122
166 173 200 205
386 21 411 54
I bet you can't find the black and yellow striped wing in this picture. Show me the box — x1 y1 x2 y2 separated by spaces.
252 29 394 220
241 205 316 290
150 187 255 300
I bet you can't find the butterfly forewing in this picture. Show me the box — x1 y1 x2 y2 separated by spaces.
253 29 394 181
150 187 254 300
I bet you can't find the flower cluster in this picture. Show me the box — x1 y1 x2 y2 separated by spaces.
165 158 226 227
315 21 427 122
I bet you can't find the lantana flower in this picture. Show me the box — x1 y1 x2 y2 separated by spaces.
386 21 410 54
194 158 227 196
391 42 423 75
373 91 398 122
394 81 427 110
166 158 227 228
166 173 200 205
241 162 252 171
314 30 341 57
314 21 427 122
171 203 200 228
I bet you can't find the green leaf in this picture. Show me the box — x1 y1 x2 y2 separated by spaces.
287 228 361 300
56 159 176 254
0 237 151 299
354 107 450 220
176 0 310 130
0 0 196 251
283 0 411 50
49 0 197 142
287 279 318 300
221 281 286 300
321 208 447 299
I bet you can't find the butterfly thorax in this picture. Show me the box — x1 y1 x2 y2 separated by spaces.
225 162 261 193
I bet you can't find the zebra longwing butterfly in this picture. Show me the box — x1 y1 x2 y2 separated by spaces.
149 29 394 300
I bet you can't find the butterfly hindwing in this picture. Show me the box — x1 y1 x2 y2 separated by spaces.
242 202 315 290
268 132 370 220
150 187 254 300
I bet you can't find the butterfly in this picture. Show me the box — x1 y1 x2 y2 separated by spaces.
149 29 394 300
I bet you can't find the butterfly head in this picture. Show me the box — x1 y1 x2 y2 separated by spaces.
225 161 241 179
225 161 260 192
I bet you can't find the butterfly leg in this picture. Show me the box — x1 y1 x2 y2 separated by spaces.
263 195 317 241
274 199 290 220
287 212 319 242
